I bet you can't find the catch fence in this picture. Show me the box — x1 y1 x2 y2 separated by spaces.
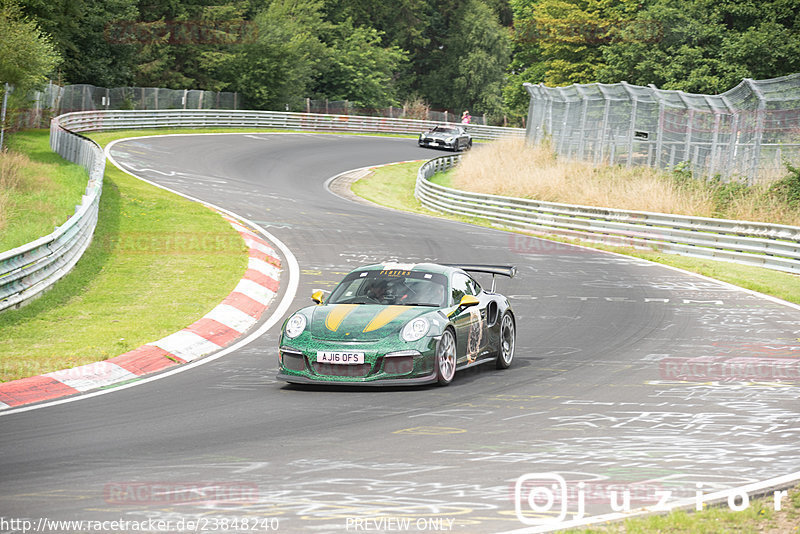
9 83 240 129
524 73 800 183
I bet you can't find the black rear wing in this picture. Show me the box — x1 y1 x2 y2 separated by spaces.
444 264 516 292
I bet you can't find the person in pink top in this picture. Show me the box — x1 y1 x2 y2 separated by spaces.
461 110 471 124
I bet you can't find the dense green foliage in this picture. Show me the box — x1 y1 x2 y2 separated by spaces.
0 1 60 91
505 0 800 120
4 0 800 122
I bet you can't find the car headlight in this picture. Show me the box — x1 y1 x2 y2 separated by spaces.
284 314 307 339
401 318 430 342
446 137 454 143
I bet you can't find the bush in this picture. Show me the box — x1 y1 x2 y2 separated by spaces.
768 162 800 209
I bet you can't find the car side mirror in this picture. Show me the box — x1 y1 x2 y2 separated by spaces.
458 295 480 308
311 290 324 305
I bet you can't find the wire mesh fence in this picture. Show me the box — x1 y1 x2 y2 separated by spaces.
524 73 800 183
9 82 241 129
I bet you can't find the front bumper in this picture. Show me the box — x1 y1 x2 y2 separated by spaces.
418 138 455 150
277 370 438 386
277 337 438 385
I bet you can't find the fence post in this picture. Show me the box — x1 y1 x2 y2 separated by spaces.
621 82 638 168
745 78 766 184
0 83 10 151
523 83 537 143
650 85 665 170
596 85 612 164
727 108 740 177
676 92 695 174
545 90 555 141
576 86 589 159
705 95 722 178
556 87 570 156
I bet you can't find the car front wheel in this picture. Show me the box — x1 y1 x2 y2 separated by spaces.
436 329 457 385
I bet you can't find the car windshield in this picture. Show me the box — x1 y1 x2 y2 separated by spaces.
327 269 448 307
431 127 458 135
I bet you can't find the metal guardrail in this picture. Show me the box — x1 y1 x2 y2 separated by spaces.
415 155 800 275
0 109 522 313
55 109 524 140
0 121 105 312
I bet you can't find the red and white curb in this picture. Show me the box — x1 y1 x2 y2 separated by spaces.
0 215 281 410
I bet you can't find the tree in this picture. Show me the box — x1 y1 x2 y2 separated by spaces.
418 0 511 114
18 0 137 86
0 0 60 90
503 0 547 122
321 0 429 97
597 0 800 94
223 0 329 110
132 0 248 91
312 19 407 108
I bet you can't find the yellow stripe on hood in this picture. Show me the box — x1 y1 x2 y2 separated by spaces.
325 304 358 332
363 306 409 332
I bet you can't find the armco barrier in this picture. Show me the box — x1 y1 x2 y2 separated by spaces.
415 154 800 275
53 109 524 140
0 110 523 312
0 122 105 312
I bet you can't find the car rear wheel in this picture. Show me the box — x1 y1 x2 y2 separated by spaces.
496 313 515 369
436 329 457 385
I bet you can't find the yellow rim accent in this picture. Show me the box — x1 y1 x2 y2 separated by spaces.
363 306 408 332
325 304 358 331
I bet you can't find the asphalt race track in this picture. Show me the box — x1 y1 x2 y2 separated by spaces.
1 133 799 533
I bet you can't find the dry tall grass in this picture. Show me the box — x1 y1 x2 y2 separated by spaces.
453 138 716 216
725 183 800 226
0 150 28 232
452 139 800 226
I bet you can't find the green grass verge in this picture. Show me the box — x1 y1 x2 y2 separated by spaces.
1 130 89 251
353 161 800 306
0 129 248 382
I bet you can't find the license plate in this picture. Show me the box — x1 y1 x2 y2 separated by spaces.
317 351 365 364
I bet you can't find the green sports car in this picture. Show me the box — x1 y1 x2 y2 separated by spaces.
277 262 516 386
